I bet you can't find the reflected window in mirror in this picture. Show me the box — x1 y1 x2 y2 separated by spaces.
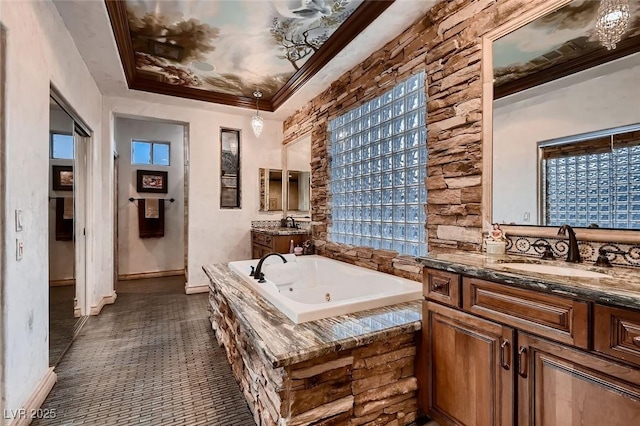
328 72 427 256
541 125 640 229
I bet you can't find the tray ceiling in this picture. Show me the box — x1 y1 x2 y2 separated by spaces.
106 0 393 111
493 0 640 99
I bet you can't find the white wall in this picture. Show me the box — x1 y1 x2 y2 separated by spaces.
2 0 111 413
104 96 285 290
493 62 640 225
49 107 74 282
115 118 184 276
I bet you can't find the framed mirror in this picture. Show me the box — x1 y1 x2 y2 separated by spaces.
284 134 311 215
483 0 640 241
258 168 284 212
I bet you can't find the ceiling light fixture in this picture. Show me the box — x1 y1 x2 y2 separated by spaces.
595 0 630 50
251 90 264 138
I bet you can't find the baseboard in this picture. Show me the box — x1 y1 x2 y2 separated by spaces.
9 368 57 426
89 291 117 315
49 278 74 287
118 269 185 281
184 283 209 294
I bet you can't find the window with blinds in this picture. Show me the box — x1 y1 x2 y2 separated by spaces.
541 127 640 229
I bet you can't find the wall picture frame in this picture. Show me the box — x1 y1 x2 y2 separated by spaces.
52 165 74 191
136 169 168 193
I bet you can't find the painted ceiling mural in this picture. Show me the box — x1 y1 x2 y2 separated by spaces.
493 0 640 89
124 0 363 99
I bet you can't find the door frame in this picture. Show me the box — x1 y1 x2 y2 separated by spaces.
0 23 7 419
50 86 93 316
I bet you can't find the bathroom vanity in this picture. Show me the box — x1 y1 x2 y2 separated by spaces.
251 227 309 259
417 252 640 426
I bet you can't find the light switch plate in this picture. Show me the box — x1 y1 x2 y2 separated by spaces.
15 209 23 232
16 238 24 261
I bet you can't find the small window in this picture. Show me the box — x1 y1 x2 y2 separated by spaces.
221 128 241 208
51 133 74 159
132 140 170 166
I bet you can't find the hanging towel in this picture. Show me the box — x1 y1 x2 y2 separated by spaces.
63 197 74 220
145 198 160 218
138 198 165 238
55 197 74 241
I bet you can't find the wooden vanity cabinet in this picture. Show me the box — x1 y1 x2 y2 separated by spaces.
251 230 308 259
421 267 640 426
517 332 640 426
423 301 514 426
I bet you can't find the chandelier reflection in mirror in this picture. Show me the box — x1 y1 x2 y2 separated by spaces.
251 90 264 138
595 0 630 50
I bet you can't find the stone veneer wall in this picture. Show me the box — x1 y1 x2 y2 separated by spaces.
209 291 419 426
282 0 553 265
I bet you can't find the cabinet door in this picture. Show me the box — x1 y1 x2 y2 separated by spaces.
423 301 514 426
517 333 640 426
252 244 262 260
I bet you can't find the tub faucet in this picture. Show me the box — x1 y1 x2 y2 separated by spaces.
557 224 581 263
254 252 288 283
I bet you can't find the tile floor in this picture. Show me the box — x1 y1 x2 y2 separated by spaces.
34 277 254 426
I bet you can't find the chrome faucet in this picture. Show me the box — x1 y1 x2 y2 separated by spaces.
557 225 581 263
253 252 288 283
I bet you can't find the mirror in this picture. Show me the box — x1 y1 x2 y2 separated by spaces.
287 170 311 211
258 168 284 211
491 0 640 230
284 134 311 214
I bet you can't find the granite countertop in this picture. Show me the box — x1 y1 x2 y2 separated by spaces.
203 264 421 368
251 227 310 236
417 251 640 310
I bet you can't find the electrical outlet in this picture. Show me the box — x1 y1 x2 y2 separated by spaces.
16 238 24 261
523 212 531 222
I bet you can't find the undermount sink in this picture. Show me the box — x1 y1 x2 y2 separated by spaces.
499 263 610 278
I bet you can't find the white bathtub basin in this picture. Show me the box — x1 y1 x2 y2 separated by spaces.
500 263 610 278
228 255 422 323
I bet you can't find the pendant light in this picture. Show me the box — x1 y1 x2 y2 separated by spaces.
595 0 630 50
251 90 264 138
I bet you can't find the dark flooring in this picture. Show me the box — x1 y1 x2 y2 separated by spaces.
35 277 255 426
49 284 83 367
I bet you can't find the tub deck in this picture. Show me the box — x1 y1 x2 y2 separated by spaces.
203 263 421 368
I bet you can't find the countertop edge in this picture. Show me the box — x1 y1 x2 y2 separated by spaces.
417 255 640 311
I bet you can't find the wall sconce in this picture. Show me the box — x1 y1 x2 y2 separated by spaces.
251 90 264 138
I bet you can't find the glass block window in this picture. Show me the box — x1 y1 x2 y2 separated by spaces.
132 140 170 166
50 133 74 159
542 127 640 229
328 72 427 256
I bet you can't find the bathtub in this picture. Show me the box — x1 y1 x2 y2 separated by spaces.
228 255 422 323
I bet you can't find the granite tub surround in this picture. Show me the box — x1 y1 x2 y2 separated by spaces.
204 263 421 425
417 251 640 310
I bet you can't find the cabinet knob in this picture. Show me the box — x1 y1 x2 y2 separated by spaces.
633 336 640 347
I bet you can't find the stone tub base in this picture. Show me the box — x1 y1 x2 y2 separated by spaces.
208 291 419 426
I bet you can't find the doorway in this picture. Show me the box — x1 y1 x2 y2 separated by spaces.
114 117 186 284
48 95 89 366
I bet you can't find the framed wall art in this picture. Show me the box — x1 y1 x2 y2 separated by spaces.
136 169 168 193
